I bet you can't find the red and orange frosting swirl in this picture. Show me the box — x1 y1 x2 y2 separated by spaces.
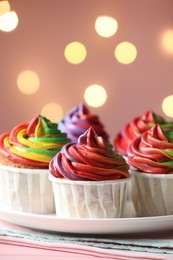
49 127 129 181
58 103 109 143
114 110 169 156
0 115 70 168
127 124 173 174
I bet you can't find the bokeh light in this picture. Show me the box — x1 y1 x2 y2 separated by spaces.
0 11 18 32
64 41 87 64
114 41 137 64
84 84 107 107
95 16 118 38
17 70 40 95
162 95 173 118
0 1 10 16
162 29 173 55
41 102 64 122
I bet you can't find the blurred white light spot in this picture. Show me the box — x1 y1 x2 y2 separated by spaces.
17 70 40 95
41 102 64 122
162 95 173 118
95 16 118 38
64 41 87 64
84 84 107 107
162 30 173 55
0 11 18 32
0 1 10 16
114 41 137 64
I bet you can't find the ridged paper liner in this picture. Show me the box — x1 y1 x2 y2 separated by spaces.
49 174 130 218
130 170 173 217
0 164 55 214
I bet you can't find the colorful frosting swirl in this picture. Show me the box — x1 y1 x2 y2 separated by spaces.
0 115 71 168
58 103 109 143
127 124 173 174
49 127 129 181
114 110 168 156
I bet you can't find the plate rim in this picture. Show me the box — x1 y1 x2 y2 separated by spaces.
2 207 173 221
1 206 173 235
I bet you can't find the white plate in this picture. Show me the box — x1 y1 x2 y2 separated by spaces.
1 201 173 234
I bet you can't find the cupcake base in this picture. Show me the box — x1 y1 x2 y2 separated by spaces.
49 174 130 218
0 164 55 214
130 170 173 217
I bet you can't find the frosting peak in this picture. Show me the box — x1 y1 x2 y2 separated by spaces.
78 127 105 148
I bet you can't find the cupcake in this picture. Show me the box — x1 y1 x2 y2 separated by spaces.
114 110 166 156
49 127 130 218
58 103 109 143
127 124 173 217
0 115 70 213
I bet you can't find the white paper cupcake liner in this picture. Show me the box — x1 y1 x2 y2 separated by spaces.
123 156 131 201
49 174 131 218
0 164 55 214
130 170 173 217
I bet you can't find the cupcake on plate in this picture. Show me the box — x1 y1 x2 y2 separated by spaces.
58 103 109 143
0 115 70 214
127 124 173 217
49 127 130 218
114 110 166 156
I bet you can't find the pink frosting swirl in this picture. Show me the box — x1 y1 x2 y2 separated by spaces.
127 124 173 173
49 127 129 181
114 110 167 156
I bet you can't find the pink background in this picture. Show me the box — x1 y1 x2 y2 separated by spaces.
0 0 173 141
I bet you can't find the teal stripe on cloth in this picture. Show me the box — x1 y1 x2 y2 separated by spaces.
1 228 173 255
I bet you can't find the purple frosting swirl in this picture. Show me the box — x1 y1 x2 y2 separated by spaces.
58 103 109 142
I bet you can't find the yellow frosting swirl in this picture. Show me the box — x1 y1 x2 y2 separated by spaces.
0 115 71 168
